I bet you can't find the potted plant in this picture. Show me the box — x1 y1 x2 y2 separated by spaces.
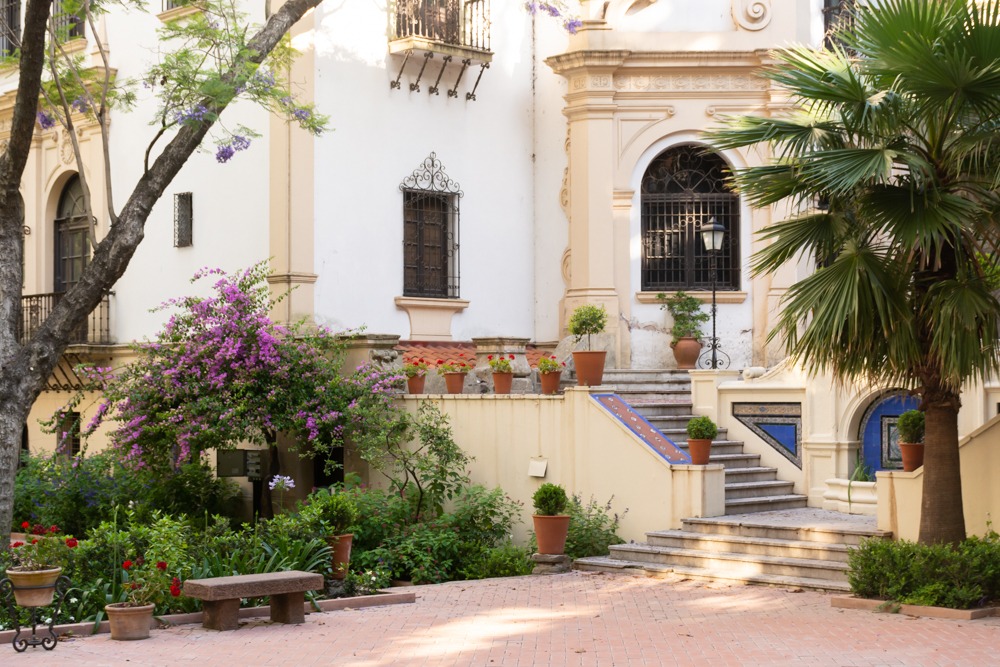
897 409 925 472
6 523 77 607
106 557 182 640
532 483 571 555
436 355 471 394
302 488 359 580
487 354 516 394
658 291 710 369
568 304 608 386
686 415 718 465
536 355 566 395
402 358 430 394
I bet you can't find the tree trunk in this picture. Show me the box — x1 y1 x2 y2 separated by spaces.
918 391 966 545
0 0 324 546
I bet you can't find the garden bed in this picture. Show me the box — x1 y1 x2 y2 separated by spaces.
831 595 999 620
0 590 415 644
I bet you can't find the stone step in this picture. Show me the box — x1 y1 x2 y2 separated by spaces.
572 557 852 593
602 369 692 384
709 453 762 469
603 543 849 582
723 467 780 484
612 389 693 402
618 401 693 417
645 530 852 563
654 426 730 439
682 513 890 546
725 495 809 514
724 480 797 500
673 440 745 456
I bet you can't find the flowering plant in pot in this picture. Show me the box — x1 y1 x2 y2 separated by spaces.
7 523 78 607
568 304 608 386
658 291 709 369
535 355 565 394
897 409 925 472
107 557 182 640
436 355 471 394
488 354 516 394
301 488 359 579
686 415 718 465
403 358 430 394
532 483 570 555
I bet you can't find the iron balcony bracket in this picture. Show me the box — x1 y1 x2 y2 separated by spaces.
390 50 412 90
428 55 453 95
448 59 471 98
410 52 434 93
465 62 489 101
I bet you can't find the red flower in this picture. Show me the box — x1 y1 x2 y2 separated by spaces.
172 577 180 585
156 561 168 571
488 354 494 360
509 354 515 360
436 359 444 365
20 521 29 530
418 358 425 363
122 560 133 570
170 584 181 597
65 538 78 548
11 541 23 548
551 355 557 360
31 539 38 545
49 525 59 534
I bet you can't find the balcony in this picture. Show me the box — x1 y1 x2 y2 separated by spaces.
20 292 113 346
391 0 492 63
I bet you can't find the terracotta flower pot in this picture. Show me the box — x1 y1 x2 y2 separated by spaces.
900 442 924 472
672 337 702 370
406 375 426 395
326 533 354 580
540 371 562 395
7 567 62 607
532 515 571 555
105 603 155 640
443 372 466 394
572 350 607 387
492 372 513 394
687 438 713 465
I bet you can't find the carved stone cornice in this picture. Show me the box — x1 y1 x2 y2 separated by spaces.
545 50 632 76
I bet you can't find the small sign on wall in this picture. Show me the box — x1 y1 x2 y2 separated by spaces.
528 457 548 478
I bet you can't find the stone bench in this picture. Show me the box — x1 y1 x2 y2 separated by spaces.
182 570 324 631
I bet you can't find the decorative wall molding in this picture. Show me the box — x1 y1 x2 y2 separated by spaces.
733 402 802 468
732 0 772 32
612 74 767 92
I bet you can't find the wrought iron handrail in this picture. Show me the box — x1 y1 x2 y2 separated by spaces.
393 0 490 52
20 292 113 345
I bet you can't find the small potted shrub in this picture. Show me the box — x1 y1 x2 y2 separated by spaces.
897 409 925 472
488 354 515 394
686 415 718 465
535 355 566 395
403 358 430 394
436 354 471 394
568 304 608 387
532 483 570 555
658 291 710 369
6 523 77 607
107 557 183 640
303 488 360 580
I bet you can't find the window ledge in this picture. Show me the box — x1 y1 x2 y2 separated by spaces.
158 5 201 23
389 37 492 65
395 296 470 341
636 291 747 305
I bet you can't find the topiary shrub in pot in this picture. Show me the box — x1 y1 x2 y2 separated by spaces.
686 415 718 465
896 409 925 472
658 291 710 369
532 483 571 555
568 304 609 387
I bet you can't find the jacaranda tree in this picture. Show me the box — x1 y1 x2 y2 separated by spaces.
709 0 1000 544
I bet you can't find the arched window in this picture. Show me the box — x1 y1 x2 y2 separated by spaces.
640 145 740 292
400 153 462 298
54 174 89 293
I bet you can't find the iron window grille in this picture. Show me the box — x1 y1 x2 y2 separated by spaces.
400 152 462 299
823 0 856 49
55 410 81 456
174 192 193 247
52 0 84 41
0 0 19 56
640 145 740 292
393 0 490 52
54 175 89 294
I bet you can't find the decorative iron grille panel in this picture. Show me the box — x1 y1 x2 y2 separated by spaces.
641 146 740 292
394 0 490 52
0 0 19 56
162 0 184 11
19 292 112 345
400 152 462 299
52 0 84 40
174 192 193 247
823 0 855 48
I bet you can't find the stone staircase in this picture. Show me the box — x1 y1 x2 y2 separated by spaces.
585 370 882 591
600 369 807 514
575 510 892 591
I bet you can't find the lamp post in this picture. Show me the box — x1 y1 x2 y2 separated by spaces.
699 218 726 370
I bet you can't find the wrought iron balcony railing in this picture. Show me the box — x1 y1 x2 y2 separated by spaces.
393 0 490 53
20 292 113 345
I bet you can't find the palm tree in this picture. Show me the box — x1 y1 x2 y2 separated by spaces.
708 0 1000 544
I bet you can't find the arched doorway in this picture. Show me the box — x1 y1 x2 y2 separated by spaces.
857 391 920 471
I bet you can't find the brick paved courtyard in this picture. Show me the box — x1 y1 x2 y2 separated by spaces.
8 571 998 666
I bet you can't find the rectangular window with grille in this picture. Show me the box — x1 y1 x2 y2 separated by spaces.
0 0 19 56
52 0 84 41
55 410 81 456
174 192 193 247
641 199 739 291
402 189 459 298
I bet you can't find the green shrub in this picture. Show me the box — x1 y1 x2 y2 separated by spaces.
658 291 710 343
896 410 925 443
300 488 359 535
532 483 568 516
563 495 627 559
460 542 533 580
568 304 608 349
848 533 1000 609
686 416 718 440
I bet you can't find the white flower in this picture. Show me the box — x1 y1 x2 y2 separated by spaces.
69 597 78 604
